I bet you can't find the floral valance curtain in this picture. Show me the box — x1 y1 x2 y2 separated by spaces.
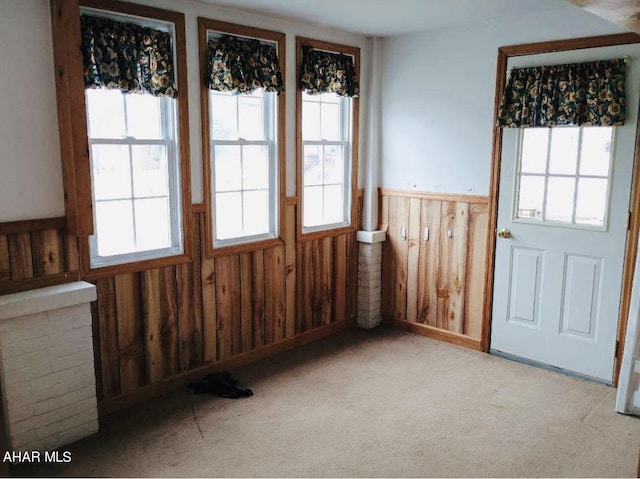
497 58 626 127
300 46 359 97
207 35 283 94
80 15 178 98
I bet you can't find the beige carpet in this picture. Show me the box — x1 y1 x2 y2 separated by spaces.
13 328 640 478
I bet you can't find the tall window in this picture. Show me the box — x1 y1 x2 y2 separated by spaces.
302 92 352 229
297 38 360 235
209 84 277 245
79 7 189 270
199 19 285 255
86 89 182 266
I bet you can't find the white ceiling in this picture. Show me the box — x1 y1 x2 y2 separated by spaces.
197 0 586 36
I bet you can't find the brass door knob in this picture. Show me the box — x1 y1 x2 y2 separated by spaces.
497 228 512 239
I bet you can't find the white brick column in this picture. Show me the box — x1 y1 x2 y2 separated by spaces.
357 230 386 329
0 282 98 452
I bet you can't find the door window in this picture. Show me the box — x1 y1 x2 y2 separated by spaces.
515 126 614 229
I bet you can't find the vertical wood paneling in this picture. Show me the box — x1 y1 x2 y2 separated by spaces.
0 235 10 282
31 229 64 277
114 273 145 393
297 241 314 333
437 202 469 334
465 204 489 339
417 200 441 326
320 237 333 326
215 255 241 359
348 232 359 320
333 234 347 322
190 214 204 367
380 190 488 343
406 198 421 323
95 277 120 399
264 246 286 343
142 269 163 384
240 252 254 352
201 254 217 363
159 267 179 378
177 261 199 371
284 203 296 338
8 233 33 280
391 196 410 321
252 249 265 347
65 234 80 272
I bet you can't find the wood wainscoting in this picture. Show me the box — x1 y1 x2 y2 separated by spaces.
0 194 362 416
379 188 489 350
0 217 79 295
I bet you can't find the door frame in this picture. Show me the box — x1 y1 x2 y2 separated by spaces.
482 33 640 386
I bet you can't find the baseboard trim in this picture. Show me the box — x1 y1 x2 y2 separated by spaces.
490 349 612 386
98 318 357 418
388 319 482 351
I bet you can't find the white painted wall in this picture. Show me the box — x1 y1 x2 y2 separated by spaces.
380 8 625 198
0 1 64 221
0 0 369 222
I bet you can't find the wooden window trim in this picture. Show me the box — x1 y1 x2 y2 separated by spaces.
50 0 193 279
198 18 286 259
296 37 360 241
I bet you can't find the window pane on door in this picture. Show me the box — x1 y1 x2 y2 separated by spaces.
517 175 544 220
546 177 575 223
521 128 548 174
549 127 579 175
580 127 613 177
576 178 608 227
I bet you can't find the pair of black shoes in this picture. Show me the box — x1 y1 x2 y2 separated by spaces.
189 371 253 399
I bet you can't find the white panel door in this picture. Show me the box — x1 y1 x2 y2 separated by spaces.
491 47 640 383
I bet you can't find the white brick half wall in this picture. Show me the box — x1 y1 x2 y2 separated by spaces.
0 282 98 452
357 230 386 329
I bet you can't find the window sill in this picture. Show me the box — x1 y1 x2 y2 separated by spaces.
298 224 356 242
84 252 192 281
205 236 286 259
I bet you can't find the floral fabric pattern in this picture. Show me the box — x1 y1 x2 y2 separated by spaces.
497 59 626 127
80 15 178 98
300 46 359 97
207 35 283 94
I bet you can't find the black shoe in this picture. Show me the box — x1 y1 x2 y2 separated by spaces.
188 376 241 399
207 372 253 398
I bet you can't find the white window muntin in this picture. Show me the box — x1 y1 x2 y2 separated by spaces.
87 92 183 268
302 92 353 233
208 31 279 248
513 126 615 231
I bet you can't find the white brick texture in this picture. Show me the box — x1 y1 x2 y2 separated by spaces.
0 299 99 452
357 242 383 329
